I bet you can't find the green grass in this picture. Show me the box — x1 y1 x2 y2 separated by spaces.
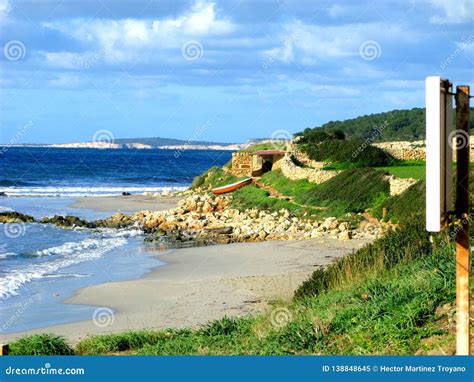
230 184 320 218
242 143 285 152
259 168 390 218
9 334 74 355
377 161 425 180
191 166 243 190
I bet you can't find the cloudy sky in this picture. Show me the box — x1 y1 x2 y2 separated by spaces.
0 0 472 144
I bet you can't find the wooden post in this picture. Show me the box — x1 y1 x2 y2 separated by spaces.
455 85 471 356
0 344 9 355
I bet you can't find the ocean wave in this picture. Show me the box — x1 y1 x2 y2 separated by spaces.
0 252 17 260
0 180 36 187
0 235 128 299
0 185 188 197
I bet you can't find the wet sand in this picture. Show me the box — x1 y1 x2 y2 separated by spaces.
70 194 183 214
0 237 370 343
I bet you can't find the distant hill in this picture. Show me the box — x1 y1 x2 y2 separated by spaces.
298 107 474 142
113 137 233 147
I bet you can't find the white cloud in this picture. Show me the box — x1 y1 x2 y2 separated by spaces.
48 74 80 88
44 1 235 50
264 20 405 64
0 0 10 23
428 0 474 24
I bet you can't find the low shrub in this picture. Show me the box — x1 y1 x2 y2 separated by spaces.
300 138 397 167
9 334 74 355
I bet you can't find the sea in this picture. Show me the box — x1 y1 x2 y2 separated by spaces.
0 147 232 333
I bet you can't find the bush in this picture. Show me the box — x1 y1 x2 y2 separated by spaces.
9 334 74 355
301 139 397 167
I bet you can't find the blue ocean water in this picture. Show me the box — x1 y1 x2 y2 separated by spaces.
0 147 232 196
0 147 232 333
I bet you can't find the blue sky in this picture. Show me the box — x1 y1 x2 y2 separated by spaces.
0 0 472 144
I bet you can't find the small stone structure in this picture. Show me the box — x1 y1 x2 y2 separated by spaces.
280 154 339 184
231 150 285 177
231 152 253 176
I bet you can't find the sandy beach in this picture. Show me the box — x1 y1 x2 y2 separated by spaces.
70 194 183 214
0 237 369 344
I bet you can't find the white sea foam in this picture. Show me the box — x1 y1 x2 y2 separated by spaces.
0 252 17 260
0 235 129 299
0 185 188 197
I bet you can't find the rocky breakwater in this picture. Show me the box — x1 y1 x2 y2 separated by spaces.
0 195 389 246
132 194 388 246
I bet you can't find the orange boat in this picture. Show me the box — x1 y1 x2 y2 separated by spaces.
211 178 253 195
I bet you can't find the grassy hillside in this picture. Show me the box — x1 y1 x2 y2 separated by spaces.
297 107 474 142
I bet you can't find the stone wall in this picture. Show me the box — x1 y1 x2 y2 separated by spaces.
280 154 339 184
386 175 418 196
374 137 474 162
231 152 253 176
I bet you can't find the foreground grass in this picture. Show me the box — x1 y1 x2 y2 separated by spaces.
9 217 458 356
11 233 453 356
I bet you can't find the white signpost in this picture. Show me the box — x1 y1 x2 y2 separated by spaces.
425 76 453 232
426 76 471 356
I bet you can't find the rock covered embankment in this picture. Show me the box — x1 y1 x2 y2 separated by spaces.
0 194 389 246
133 194 388 245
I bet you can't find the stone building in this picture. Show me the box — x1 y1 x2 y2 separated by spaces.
231 150 285 177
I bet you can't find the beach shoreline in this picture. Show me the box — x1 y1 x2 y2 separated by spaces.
69 194 184 214
0 237 370 344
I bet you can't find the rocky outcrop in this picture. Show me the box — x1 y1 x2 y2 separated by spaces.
0 212 35 223
133 194 388 246
39 215 93 228
280 154 339 184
